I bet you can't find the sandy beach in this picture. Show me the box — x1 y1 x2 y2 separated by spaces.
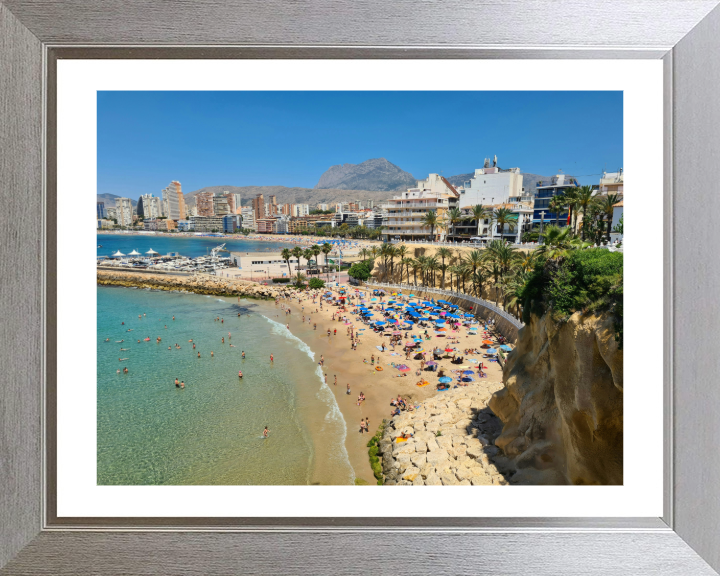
276 284 507 484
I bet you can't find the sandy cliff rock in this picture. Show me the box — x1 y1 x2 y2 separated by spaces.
489 311 623 485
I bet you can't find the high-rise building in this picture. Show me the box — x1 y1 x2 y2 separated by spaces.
292 204 310 217
116 197 134 228
252 194 265 221
162 181 185 221
241 206 256 231
232 193 242 214
96 201 106 219
194 191 215 216
213 194 231 216
137 194 162 219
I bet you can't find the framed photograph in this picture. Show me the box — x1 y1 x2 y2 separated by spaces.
2 1 720 574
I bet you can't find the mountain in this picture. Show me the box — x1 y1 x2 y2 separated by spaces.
315 158 417 192
96 193 137 208
184 185 394 209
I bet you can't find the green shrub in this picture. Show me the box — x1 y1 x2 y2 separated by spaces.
308 278 325 289
366 419 387 485
271 278 291 283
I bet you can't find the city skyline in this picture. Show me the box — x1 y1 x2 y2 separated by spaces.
98 91 623 201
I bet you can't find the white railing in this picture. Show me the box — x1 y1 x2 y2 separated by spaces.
365 280 524 330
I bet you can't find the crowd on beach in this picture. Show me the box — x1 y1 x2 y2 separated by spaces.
272 282 512 436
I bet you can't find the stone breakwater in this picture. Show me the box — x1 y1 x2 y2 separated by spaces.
97 269 288 299
378 381 517 486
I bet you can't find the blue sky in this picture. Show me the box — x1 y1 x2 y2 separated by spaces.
98 91 622 200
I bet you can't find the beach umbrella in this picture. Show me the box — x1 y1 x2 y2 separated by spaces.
437 300 450 305
408 294 416 298
444 347 454 352
448 314 461 319
389 319 398 324
145 248 159 255
438 377 452 384
462 370 474 375
371 298 378 302
499 344 513 351
464 313 474 317
435 328 447 332
392 331 402 335
375 321 387 326
482 340 493 345
487 348 497 354
403 320 414 325
405 341 416 347
111 250 125 258
461 377 475 382
128 250 141 256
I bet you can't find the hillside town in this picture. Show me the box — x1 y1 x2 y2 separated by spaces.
97 156 624 246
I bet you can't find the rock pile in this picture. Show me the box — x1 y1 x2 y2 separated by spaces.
97 270 288 300
378 381 517 486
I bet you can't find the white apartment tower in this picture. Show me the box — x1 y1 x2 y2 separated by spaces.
116 197 134 227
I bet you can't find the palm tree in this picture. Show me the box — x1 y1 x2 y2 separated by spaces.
427 256 440 287
446 207 463 241
370 245 379 259
388 244 399 281
421 210 439 241
294 272 307 287
484 239 520 282
470 204 489 238
310 244 322 274
321 242 332 280
400 257 413 284
281 247 292 279
435 247 453 289
359 247 369 261
291 246 303 275
303 248 315 277
573 185 596 240
410 258 421 286
537 225 574 260
562 186 576 229
464 249 484 296
549 195 565 228
598 194 620 244
492 207 517 243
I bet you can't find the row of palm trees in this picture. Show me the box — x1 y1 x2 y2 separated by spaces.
363 230 592 320
280 243 334 283
417 205 519 243
545 185 620 243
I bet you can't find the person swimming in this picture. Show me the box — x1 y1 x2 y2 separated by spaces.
242 351 245 358
120 348 129 351
263 426 269 438
119 358 128 361
238 370 243 378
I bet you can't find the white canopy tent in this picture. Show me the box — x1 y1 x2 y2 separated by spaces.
128 250 141 256
111 251 125 258
145 248 159 255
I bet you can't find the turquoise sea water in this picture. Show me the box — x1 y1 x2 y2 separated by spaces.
96 233 294 259
97 286 354 485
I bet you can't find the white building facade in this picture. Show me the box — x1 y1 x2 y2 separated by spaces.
459 157 524 208
116 197 134 227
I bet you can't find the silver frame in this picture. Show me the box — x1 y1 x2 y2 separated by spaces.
1 1 720 573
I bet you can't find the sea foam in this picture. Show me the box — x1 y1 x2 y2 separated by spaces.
262 315 354 483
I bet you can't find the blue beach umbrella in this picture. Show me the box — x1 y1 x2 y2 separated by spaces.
461 376 475 382
499 344 513 351
375 321 387 326
462 370 474 375
487 348 497 354
437 300 450 305
438 377 452 384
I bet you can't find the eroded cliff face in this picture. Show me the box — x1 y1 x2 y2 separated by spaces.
488 311 623 485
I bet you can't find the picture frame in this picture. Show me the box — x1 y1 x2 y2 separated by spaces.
1 0 719 573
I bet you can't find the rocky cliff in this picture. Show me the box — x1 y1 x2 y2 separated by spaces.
315 158 417 191
489 310 623 485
